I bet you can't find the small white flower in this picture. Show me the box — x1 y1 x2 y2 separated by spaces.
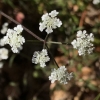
0 38 5 46
14 25 23 34
42 13 50 21
71 30 94 56
1 25 25 53
0 22 9 34
32 49 50 67
49 10 59 17
49 66 73 84
0 48 8 61
93 0 100 4
39 22 46 32
39 10 62 34
3 22 9 27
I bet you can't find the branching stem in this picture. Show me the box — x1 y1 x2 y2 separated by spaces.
45 44 59 68
26 40 67 45
0 10 44 42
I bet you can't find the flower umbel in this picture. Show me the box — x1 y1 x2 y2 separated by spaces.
32 49 50 67
93 0 100 4
49 66 73 84
39 10 62 34
0 22 9 34
71 30 94 56
0 48 8 61
1 25 25 53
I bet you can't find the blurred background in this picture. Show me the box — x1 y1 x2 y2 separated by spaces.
0 0 100 100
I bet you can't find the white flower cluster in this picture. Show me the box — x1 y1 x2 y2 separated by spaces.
0 48 8 61
0 38 5 46
71 30 94 56
1 25 25 53
0 48 8 68
39 10 62 34
0 22 9 34
49 66 73 84
93 0 100 4
32 49 50 67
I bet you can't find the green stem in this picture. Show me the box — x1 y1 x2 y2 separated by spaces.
26 40 42 43
43 34 49 49
46 41 67 45
26 40 68 45
45 44 59 68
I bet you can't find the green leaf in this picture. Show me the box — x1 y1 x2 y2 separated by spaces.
94 94 100 100
88 83 97 91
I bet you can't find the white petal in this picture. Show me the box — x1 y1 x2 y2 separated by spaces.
49 10 59 17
